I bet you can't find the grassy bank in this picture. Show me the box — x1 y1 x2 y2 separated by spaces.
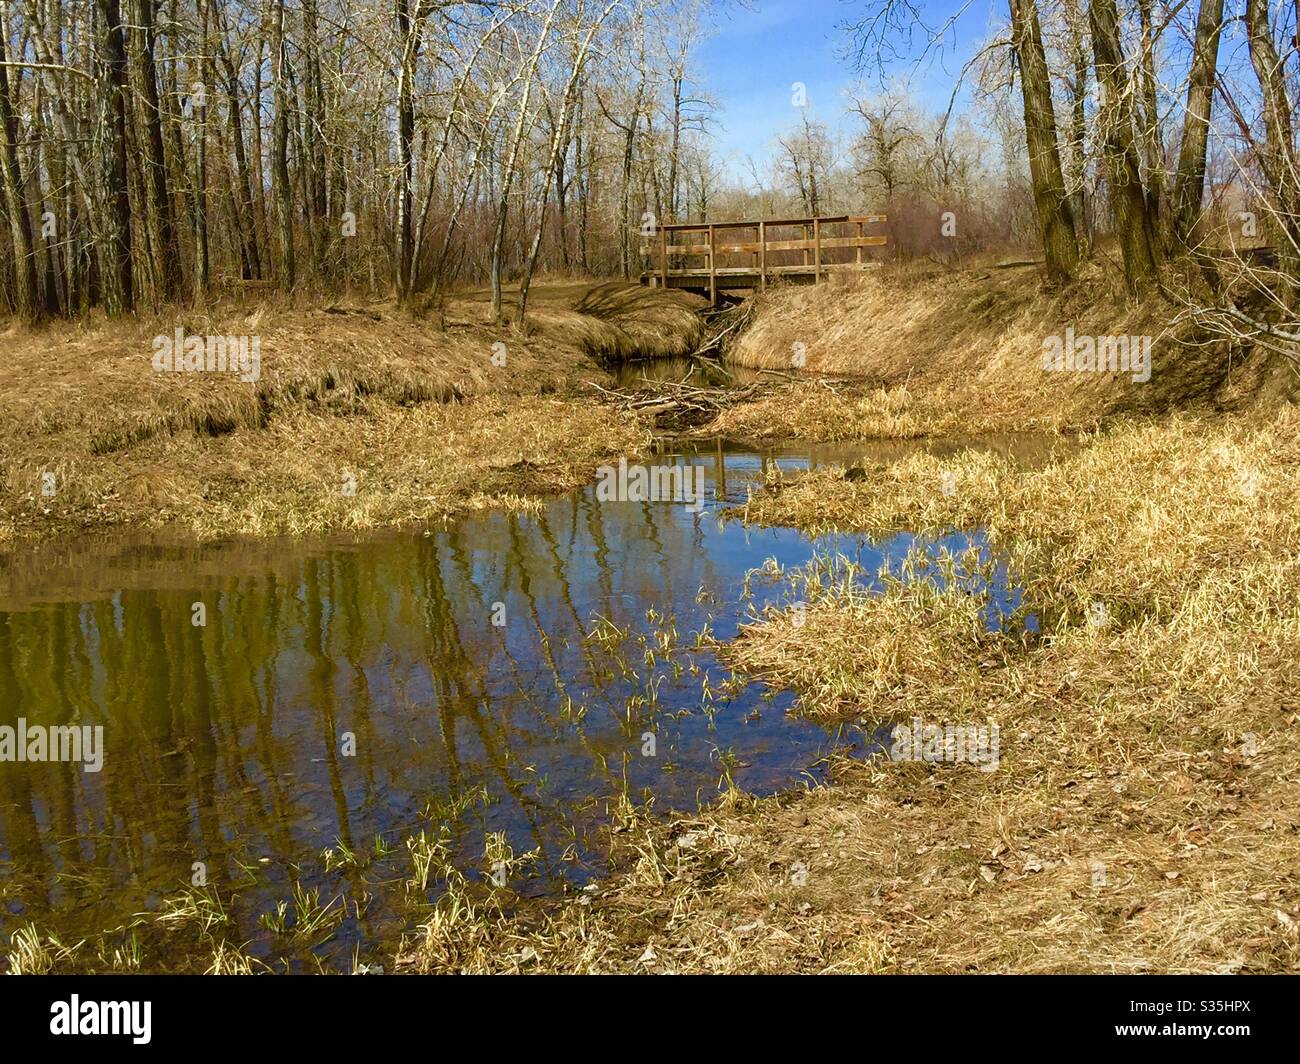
383 409 1300 973
8 262 1285 545
0 283 703 545
705 261 1295 443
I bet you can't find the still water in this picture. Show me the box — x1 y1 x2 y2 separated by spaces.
0 436 1046 971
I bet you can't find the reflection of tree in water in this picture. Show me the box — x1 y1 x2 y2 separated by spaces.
415 528 559 878
0 450 874 969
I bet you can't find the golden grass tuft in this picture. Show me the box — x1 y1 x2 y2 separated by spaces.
571 281 707 361
730 409 1300 632
705 380 1053 441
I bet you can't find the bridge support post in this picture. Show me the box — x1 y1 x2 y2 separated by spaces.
707 224 716 306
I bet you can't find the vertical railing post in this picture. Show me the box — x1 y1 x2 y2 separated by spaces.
659 227 668 289
708 223 716 305
813 218 822 283
856 220 863 268
759 220 767 291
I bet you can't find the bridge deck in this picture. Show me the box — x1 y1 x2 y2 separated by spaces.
639 214 887 302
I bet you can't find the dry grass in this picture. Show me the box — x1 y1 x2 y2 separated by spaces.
571 281 707 360
707 262 1295 443
0 282 701 544
706 380 1058 442
1 393 650 543
729 409 1300 631
392 409 1300 973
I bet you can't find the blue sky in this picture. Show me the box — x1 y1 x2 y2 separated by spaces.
696 0 995 178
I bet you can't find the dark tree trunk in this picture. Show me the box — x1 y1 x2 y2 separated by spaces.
271 0 296 288
1091 0 1160 291
0 31 40 321
98 0 134 313
1009 0 1080 284
302 0 327 270
1136 0 1164 226
137 0 182 301
395 0 417 301
217 6 262 280
1170 0 1225 247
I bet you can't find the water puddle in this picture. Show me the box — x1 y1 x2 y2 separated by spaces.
0 434 1060 971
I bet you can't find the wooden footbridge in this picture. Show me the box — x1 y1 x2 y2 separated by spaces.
639 214 887 303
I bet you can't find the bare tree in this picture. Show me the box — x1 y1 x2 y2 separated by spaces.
848 87 920 203
777 112 834 215
0 1 729 316
518 0 623 316
1169 0 1226 249
1089 0 1159 290
0 20 39 321
1009 0 1079 283
489 0 563 319
271 0 295 289
98 0 135 312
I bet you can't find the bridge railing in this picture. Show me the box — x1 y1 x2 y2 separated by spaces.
643 214 887 301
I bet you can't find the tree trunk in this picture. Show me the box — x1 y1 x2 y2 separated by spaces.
555 96 573 268
1062 0 1090 252
668 74 682 220
519 0 618 317
1008 0 1079 284
1136 0 1164 226
576 93 590 273
0 30 40 321
136 0 182 302
271 0 295 289
163 0 192 276
395 0 418 302
217 3 262 280
1170 0 1224 247
97 0 134 313
1244 0 1300 291
252 37 271 260
618 118 635 278
1091 0 1160 291
36 98 68 314
194 0 211 295
1070 46 1089 251
606 75 646 281
302 0 327 270
490 0 562 320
